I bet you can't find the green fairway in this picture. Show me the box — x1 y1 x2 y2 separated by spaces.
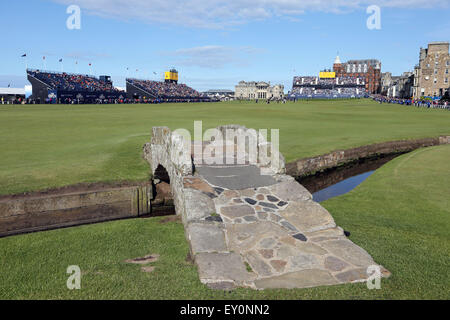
0 99 449 195
0 145 448 299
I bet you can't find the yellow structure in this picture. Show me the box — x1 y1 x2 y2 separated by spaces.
165 70 179 82
319 71 336 79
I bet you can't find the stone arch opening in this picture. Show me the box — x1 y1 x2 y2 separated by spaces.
154 164 170 184
152 164 175 215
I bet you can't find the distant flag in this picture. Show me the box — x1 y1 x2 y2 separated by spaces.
43 56 46 60
89 63 92 66
8 84 11 88
21 53 27 57
59 58 63 62
153 72 157 75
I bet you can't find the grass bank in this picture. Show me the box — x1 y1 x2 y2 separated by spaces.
1 145 448 299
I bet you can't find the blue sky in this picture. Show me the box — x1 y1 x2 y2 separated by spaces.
0 0 449 91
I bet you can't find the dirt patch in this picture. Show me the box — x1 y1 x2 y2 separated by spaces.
0 180 150 202
159 215 181 224
124 254 160 265
141 266 155 273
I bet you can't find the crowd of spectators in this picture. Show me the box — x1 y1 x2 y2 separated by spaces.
28 70 121 93
289 86 366 98
290 74 367 99
293 76 317 86
338 76 364 86
128 79 203 99
372 95 450 110
293 76 364 87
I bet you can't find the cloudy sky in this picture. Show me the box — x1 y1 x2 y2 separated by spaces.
0 0 449 91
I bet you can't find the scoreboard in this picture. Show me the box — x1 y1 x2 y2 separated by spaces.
319 71 336 79
165 70 179 83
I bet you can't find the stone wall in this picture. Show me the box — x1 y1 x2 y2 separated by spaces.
0 185 152 237
144 126 194 224
287 136 450 178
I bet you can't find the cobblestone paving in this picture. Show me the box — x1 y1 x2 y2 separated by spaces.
184 169 390 290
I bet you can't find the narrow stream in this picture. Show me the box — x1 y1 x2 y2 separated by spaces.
297 153 403 203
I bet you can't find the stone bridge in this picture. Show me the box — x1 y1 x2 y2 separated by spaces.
144 125 389 290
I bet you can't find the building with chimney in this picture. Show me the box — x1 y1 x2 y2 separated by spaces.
235 81 284 100
412 42 450 99
333 56 381 94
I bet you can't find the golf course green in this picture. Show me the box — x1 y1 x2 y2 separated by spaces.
0 99 449 195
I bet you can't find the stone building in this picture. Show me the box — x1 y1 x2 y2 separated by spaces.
333 56 381 94
235 81 284 100
381 72 414 98
413 42 450 99
203 89 235 101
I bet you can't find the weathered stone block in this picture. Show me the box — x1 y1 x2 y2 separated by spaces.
268 180 312 202
278 200 336 233
195 252 256 284
188 223 227 254
183 188 216 222
254 269 338 289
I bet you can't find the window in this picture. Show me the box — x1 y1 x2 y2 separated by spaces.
445 78 448 84
434 78 437 84
435 70 438 74
446 69 449 74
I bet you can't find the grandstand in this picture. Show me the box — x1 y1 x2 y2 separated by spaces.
27 69 125 103
126 78 209 102
288 73 368 99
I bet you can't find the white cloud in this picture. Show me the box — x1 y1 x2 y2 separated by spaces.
50 0 449 28
65 51 111 61
165 45 264 69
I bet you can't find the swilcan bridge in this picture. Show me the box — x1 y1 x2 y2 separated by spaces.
144 125 390 290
